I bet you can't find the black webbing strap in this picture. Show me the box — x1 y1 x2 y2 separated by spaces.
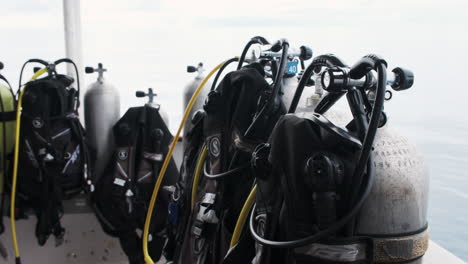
293 229 429 263
0 111 15 122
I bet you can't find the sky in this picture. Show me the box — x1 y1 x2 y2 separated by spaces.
0 0 467 259
1 0 467 128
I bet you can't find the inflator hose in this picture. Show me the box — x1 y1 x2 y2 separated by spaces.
229 185 257 248
191 145 207 210
211 57 239 91
248 61 387 248
10 67 48 264
237 36 269 70
142 61 227 264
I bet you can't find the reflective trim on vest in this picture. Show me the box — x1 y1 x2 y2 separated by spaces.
295 242 367 262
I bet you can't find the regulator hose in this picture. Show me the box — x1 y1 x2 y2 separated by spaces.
243 40 289 138
142 61 227 264
248 59 387 248
237 36 269 70
346 60 387 235
210 57 238 91
10 67 48 264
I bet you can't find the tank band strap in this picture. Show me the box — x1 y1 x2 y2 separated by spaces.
294 229 429 263
373 229 429 263
0 111 15 121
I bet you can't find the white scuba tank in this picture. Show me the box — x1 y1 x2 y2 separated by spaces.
183 63 212 146
283 72 429 264
84 63 120 180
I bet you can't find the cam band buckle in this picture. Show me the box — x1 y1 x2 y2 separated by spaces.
192 193 219 237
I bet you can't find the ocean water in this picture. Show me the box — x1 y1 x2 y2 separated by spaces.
1 0 467 261
396 118 468 261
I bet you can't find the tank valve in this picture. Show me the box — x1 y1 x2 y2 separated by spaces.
390 67 414 91
136 88 158 105
85 63 107 83
187 63 205 79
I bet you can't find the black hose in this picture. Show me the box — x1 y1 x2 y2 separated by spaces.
243 41 289 137
18 59 49 94
345 62 387 235
18 59 81 108
54 58 81 109
210 57 239 91
18 61 31 95
270 41 289 103
287 60 316 113
237 37 269 70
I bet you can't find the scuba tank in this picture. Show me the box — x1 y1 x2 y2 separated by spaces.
0 61 15 259
183 63 211 146
288 59 428 247
238 54 428 264
84 63 120 180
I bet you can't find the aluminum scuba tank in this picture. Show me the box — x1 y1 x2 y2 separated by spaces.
285 71 429 264
183 63 212 145
84 63 120 180
0 62 15 198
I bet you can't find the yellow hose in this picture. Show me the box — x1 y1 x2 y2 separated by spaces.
143 61 226 264
10 67 48 262
229 185 257 248
191 145 207 210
